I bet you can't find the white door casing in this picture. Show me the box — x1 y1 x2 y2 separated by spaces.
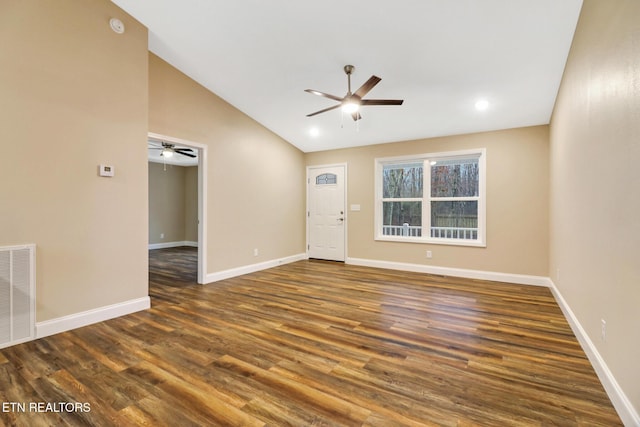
148 132 208 284
307 164 346 261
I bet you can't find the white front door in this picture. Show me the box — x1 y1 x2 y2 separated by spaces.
307 165 346 261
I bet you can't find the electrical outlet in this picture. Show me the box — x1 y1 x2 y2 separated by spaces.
253 248 259 257
426 250 432 259
160 233 164 239
601 319 606 341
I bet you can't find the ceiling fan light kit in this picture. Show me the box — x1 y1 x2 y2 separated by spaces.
341 100 359 114
305 64 403 122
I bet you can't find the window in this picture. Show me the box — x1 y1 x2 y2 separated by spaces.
316 173 337 185
375 149 486 246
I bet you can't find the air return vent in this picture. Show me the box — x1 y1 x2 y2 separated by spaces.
0 245 35 349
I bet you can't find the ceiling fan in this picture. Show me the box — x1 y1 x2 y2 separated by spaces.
305 65 403 121
148 141 196 158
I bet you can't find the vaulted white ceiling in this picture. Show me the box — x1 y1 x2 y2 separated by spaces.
114 0 583 153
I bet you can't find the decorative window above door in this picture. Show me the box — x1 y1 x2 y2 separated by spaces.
316 173 337 185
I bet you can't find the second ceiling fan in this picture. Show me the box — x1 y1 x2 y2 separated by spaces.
149 141 196 158
305 65 403 121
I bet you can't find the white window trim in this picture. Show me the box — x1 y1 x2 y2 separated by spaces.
374 148 486 247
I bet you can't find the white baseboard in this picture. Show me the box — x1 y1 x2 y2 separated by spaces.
149 241 198 250
346 257 551 287
548 281 639 427
36 296 151 339
205 253 307 283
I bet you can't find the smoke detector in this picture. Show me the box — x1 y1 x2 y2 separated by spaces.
109 18 125 34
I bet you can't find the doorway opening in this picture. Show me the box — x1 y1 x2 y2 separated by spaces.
148 132 207 284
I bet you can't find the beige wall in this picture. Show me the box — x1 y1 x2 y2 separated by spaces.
306 126 549 277
148 163 198 245
550 0 640 415
184 166 198 242
0 1 149 321
148 54 306 273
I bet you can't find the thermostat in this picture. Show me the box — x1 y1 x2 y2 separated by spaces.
99 164 114 177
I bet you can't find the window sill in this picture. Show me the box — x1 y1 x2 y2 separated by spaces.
375 235 486 248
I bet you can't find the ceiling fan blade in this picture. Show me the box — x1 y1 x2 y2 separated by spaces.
304 89 343 102
176 150 197 158
353 75 381 98
351 111 362 121
306 104 341 117
174 148 194 153
360 99 404 106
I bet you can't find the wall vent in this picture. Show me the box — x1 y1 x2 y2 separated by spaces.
0 244 35 349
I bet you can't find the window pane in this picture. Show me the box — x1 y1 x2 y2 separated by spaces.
383 163 423 198
316 173 336 185
382 201 422 237
431 201 478 239
431 158 479 197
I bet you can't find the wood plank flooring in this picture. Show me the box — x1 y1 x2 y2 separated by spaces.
0 247 621 426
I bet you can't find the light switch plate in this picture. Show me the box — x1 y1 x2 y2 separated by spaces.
350 204 361 211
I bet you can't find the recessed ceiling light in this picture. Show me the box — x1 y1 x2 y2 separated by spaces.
309 127 320 137
475 99 490 111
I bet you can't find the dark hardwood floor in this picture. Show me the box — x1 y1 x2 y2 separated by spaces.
0 247 621 426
